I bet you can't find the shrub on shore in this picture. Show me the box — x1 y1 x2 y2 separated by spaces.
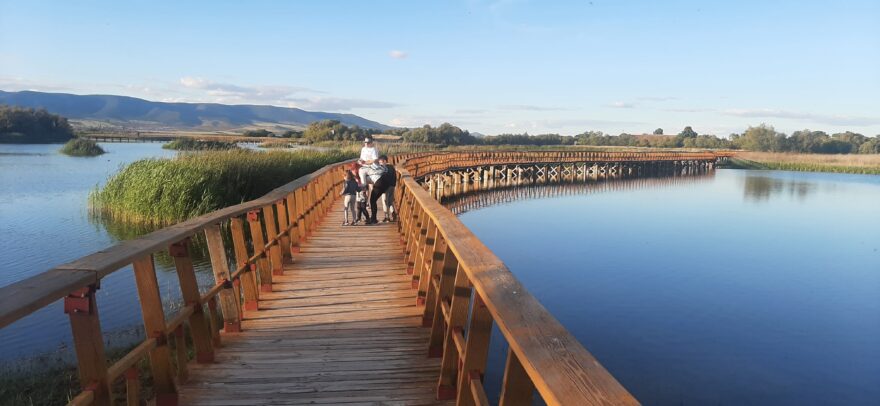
0 105 75 144
89 149 356 224
162 138 238 151
60 138 105 156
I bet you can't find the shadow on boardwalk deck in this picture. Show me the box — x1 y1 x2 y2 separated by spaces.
179 200 449 405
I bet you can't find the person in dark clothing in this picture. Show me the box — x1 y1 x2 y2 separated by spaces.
367 155 395 225
381 162 397 222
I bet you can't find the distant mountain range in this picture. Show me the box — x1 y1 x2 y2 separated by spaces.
0 90 391 131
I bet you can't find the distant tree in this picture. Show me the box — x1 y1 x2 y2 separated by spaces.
0 105 75 143
401 123 476 145
282 129 304 138
678 126 698 138
243 129 274 137
734 124 785 152
653 128 664 135
858 137 880 154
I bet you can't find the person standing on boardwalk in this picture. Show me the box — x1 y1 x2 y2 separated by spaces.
367 155 395 225
381 159 397 222
339 171 359 225
357 137 379 186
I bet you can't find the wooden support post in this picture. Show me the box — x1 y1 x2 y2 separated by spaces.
407 207 428 281
132 255 177 405
285 192 300 255
275 200 291 261
498 348 536 405
427 246 457 356
457 292 493 406
294 188 307 243
125 367 140 406
437 264 471 400
230 217 259 310
174 325 189 383
206 295 222 347
169 239 214 362
204 225 243 333
247 210 272 292
262 205 284 276
415 222 439 307
65 284 111 406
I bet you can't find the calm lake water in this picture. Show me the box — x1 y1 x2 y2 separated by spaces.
449 170 880 405
0 142 217 364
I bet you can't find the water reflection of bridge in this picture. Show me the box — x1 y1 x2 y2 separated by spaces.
437 172 715 215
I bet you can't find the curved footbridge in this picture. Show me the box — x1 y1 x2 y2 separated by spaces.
0 150 730 405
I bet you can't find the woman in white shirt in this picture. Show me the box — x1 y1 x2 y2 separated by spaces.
358 137 379 185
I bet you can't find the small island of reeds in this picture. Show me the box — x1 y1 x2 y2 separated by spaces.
89 149 356 225
60 138 106 157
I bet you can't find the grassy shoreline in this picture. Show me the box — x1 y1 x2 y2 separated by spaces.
725 152 880 175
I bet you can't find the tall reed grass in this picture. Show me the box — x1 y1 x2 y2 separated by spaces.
162 138 238 151
731 152 880 175
90 149 356 225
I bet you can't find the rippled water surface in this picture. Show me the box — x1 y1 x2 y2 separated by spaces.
451 170 880 405
0 143 217 362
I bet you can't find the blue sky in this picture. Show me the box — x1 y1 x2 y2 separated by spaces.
1 0 878 136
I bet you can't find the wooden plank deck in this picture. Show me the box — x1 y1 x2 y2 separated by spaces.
179 200 449 405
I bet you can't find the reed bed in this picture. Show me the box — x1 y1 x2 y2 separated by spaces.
732 151 880 175
89 149 356 225
162 138 238 151
59 138 105 156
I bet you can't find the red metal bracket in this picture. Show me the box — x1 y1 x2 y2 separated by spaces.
151 330 167 347
64 285 96 315
169 239 190 258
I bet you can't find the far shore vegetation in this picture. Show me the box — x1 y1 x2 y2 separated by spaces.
60 138 105 156
727 152 880 175
0 105 75 144
162 138 238 151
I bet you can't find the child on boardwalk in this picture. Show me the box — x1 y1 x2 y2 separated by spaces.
340 171 358 225
354 185 370 225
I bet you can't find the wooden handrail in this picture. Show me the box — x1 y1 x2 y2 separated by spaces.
0 149 723 405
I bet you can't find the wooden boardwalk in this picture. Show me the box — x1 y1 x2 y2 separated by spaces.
179 200 448 405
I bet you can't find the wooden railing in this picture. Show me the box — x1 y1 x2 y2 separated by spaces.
0 150 723 405
0 158 351 405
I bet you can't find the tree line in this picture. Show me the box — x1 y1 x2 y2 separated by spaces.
0 105 76 143
291 120 880 154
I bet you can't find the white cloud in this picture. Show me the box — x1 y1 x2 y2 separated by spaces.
285 97 397 111
608 101 636 109
722 108 880 126
389 50 408 59
638 96 678 102
499 104 568 111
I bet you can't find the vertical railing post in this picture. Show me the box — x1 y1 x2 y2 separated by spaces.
204 225 243 332
457 291 493 406
230 217 259 310
499 348 536 406
125 367 139 406
65 283 111 406
132 255 177 405
275 199 292 261
415 220 439 305
247 210 272 293
427 246 457 356
437 262 471 400
169 238 215 362
294 188 307 242
285 192 301 255
262 204 284 276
